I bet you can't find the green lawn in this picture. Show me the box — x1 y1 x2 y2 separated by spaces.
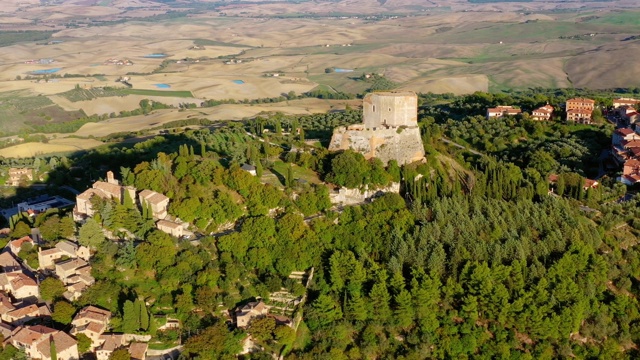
265 161 322 187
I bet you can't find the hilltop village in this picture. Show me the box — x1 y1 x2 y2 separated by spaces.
0 89 640 359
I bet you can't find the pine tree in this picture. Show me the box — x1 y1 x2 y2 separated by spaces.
394 289 415 330
369 279 391 324
346 291 368 322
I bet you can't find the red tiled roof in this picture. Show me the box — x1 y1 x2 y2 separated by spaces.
625 159 640 167
584 179 598 188
616 128 635 136
623 140 640 148
567 97 595 104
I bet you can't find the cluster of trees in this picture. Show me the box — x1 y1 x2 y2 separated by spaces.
5 85 640 358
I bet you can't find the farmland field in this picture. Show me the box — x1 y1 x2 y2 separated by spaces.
0 0 638 152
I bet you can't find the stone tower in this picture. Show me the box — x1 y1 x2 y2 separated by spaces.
329 91 425 165
363 92 418 129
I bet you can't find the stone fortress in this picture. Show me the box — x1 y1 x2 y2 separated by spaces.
329 91 425 165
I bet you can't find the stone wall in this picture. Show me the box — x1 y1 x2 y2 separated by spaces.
330 182 401 205
329 126 424 165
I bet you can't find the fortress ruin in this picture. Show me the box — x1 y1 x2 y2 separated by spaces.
329 91 425 165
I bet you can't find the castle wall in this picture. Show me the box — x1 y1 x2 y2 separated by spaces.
363 92 418 129
329 127 425 165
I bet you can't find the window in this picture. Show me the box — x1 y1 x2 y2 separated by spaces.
372 105 376 112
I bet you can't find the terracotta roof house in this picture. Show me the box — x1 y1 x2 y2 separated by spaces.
613 98 640 108
621 173 640 185
3 303 49 326
531 104 554 121
55 258 89 282
0 272 39 301
236 301 269 328
7 236 35 255
567 108 593 123
566 97 595 111
486 105 521 119
71 306 111 346
0 291 15 315
623 159 640 175
38 240 90 269
96 333 125 360
129 342 148 360
139 190 170 220
63 281 89 302
613 128 639 145
0 322 14 339
0 252 23 273
8 325 79 360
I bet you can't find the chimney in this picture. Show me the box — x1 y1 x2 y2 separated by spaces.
106 171 117 185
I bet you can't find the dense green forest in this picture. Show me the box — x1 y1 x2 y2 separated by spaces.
2 88 640 359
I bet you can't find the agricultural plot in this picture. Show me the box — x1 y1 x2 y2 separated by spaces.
0 90 85 134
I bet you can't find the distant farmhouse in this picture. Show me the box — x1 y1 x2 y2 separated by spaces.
6 168 33 186
531 104 554 121
566 97 595 123
329 92 425 165
486 105 521 119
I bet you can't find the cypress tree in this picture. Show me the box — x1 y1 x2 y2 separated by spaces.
50 338 57 360
123 300 137 333
137 299 149 331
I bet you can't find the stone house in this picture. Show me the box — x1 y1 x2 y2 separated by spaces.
129 342 148 360
70 306 111 347
7 236 35 255
236 301 269 328
156 219 183 238
138 190 170 220
38 240 90 269
55 258 91 284
241 164 257 176
6 168 33 186
8 325 79 360
0 251 23 273
74 171 136 219
3 303 50 326
96 334 124 360
0 272 39 301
